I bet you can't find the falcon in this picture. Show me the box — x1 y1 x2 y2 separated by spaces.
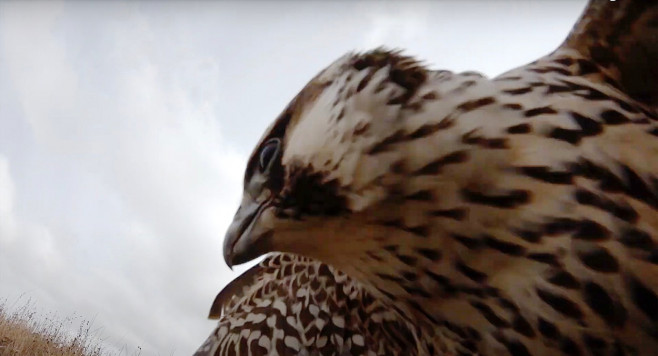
218 1 658 354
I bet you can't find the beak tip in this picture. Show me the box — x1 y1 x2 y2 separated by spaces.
223 246 234 271
223 200 263 271
223 230 274 270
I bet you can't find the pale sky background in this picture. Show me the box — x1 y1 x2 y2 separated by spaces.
0 1 587 355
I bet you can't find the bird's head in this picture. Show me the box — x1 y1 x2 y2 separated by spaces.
222 48 522 325
222 48 504 310
223 49 436 269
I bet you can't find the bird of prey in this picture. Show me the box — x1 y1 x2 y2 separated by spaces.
214 0 658 355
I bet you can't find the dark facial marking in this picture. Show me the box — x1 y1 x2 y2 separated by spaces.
279 168 348 218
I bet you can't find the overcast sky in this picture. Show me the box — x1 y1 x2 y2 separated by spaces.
0 1 587 355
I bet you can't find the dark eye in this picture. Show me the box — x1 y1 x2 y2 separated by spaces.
259 139 280 172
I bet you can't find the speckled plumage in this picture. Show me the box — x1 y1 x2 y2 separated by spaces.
194 253 445 355
208 1 658 355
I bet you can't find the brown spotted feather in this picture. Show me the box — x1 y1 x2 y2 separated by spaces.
194 253 451 356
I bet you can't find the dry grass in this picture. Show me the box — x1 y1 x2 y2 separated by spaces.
0 297 109 356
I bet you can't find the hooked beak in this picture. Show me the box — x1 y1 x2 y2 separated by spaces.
223 198 272 269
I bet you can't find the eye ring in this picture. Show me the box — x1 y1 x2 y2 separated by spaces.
258 138 280 173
